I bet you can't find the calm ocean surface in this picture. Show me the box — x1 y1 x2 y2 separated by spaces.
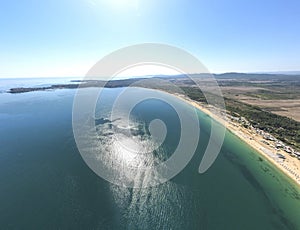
0 79 300 229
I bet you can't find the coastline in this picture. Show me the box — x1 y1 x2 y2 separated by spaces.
6 82 300 187
172 93 300 187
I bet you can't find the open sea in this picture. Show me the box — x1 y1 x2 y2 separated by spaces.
0 78 300 229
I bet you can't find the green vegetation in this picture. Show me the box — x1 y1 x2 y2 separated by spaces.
181 86 300 150
225 99 300 150
181 87 207 103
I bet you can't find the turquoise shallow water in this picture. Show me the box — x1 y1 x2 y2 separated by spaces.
0 86 299 229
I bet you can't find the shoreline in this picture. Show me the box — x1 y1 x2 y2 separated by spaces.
7 83 300 187
172 93 300 187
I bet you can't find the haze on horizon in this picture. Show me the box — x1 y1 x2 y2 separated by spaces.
1 0 300 78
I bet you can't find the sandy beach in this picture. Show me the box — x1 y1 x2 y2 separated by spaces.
172 93 300 187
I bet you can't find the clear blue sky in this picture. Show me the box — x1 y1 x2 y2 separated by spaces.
0 0 300 78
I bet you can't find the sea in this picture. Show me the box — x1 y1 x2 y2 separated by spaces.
0 78 300 229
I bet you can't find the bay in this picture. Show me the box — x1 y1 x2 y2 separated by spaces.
0 86 299 229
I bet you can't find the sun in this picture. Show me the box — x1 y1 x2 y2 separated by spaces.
90 0 140 11
106 0 139 9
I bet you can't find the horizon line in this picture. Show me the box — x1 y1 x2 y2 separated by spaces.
1 70 300 80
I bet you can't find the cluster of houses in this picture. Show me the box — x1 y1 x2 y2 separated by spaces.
227 115 251 128
258 131 300 160
227 114 300 161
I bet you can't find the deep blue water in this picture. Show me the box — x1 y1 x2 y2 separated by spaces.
0 79 300 229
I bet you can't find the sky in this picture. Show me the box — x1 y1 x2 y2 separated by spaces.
0 0 300 78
